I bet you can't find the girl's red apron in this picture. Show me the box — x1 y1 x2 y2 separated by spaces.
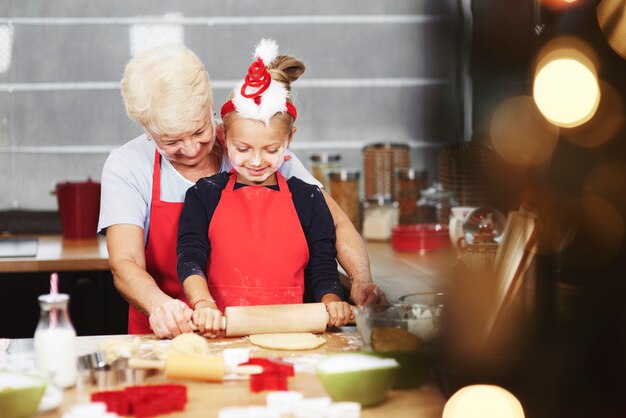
207 171 309 311
127 151 190 334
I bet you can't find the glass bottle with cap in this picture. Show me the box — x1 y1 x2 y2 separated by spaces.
34 293 77 388
328 169 361 229
417 181 459 225
309 153 341 190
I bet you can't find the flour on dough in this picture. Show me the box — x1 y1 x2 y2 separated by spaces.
168 333 211 356
248 333 326 350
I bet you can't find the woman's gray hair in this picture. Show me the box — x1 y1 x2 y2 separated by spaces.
121 44 213 138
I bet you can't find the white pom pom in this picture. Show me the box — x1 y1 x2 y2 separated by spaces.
254 38 279 66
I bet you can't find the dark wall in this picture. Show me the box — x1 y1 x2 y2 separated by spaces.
465 2 626 417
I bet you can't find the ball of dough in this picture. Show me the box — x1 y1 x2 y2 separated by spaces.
168 333 211 356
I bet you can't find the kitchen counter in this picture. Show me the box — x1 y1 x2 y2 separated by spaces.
6 331 446 418
0 235 454 301
0 235 109 273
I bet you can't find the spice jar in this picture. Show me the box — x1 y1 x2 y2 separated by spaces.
395 168 427 225
362 143 410 200
417 181 458 225
362 196 399 241
34 293 77 388
309 153 341 190
328 169 360 229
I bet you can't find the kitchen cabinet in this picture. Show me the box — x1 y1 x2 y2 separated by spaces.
0 270 127 338
0 235 127 338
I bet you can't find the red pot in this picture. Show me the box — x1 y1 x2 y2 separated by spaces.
55 179 101 240
391 224 450 252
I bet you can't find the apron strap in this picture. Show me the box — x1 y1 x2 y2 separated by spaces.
151 149 162 202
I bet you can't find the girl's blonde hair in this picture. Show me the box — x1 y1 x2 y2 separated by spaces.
121 44 213 138
223 55 305 137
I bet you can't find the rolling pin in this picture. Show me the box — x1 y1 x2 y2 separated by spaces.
222 303 329 337
128 353 263 382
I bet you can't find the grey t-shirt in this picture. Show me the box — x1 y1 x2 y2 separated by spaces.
98 134 321 242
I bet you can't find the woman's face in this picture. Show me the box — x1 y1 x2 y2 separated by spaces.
225 117 293 186
149 114 216 167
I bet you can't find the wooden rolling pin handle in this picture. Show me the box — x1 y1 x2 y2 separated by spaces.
128 357 261 376
128 357 165 370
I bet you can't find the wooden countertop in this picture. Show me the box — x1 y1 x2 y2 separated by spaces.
7 331 446 418
0 235 454 301
360 242 453 301
0 235 109 273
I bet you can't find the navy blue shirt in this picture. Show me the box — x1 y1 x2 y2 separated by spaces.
177 172 343 303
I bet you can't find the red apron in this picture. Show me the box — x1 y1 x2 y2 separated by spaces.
207 171 309 311
127 150 190 334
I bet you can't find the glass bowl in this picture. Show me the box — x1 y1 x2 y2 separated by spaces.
354 292 445 388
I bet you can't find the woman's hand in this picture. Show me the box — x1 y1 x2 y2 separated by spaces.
148 299 194 339
322 294 355 327
350 282 387 306
192 304 224 338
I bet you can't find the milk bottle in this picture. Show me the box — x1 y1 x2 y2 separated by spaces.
34 293 77 388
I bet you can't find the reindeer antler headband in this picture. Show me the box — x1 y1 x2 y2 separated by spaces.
220 39 297 124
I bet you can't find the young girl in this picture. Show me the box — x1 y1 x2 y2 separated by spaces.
176 39 353 337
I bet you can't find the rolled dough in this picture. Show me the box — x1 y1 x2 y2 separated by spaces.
248 333 326 350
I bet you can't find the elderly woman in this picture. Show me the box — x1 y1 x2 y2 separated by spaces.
98 44 385 338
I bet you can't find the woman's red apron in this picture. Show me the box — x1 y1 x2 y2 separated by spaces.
127 150 190 334
207 171 309 311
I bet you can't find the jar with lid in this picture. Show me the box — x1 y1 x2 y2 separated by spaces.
417 181 458 225
362 143 410 200
395 168 428 225
362 196 399 241
34 293 77 388
309 153 341 190
328 169 360 229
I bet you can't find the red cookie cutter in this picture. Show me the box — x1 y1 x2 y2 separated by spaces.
91 384 187 418
241 358 295 393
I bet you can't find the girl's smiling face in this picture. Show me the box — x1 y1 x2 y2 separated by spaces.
224 116 294 186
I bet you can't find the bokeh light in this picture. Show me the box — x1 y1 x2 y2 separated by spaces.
540 0 584 11
561 81 624 148
443 385 525 418
597 0 626 60
490 96 559 167
533 57 600 127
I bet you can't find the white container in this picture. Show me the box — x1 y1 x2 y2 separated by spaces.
34 293 77 389
362 196 399 241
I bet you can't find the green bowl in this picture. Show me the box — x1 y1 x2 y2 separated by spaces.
369 350 436 389
0 372 47 418
316 353 399 407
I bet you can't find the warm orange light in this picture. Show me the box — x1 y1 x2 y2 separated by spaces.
443 385 525 418
540 0 583 10
490 96 559 167
561 81 624 148
597 0 626 60
533 57 600 127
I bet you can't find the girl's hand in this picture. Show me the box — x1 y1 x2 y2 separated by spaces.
324 300 355 327
192 305 224 338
